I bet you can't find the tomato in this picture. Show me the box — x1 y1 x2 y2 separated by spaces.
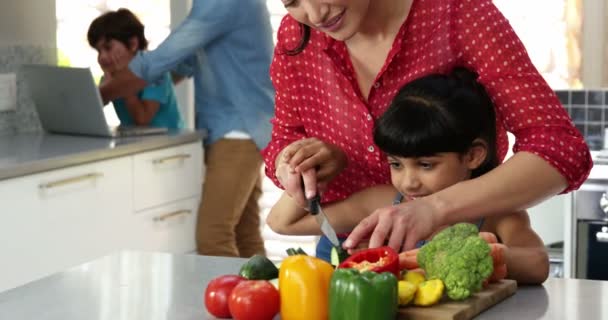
228 280 280 320
204 275 246 318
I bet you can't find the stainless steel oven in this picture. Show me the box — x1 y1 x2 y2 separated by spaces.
573 181 608 280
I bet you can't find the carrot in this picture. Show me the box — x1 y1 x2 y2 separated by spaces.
488 263 508 283
401 248 419 256
399 249 420 270
479 232 498 244
489 243 506 266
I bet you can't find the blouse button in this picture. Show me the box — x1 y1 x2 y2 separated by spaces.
368 145 375 152
366 114 372 121
373 82 381 88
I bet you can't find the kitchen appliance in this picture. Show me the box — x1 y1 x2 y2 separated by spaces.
573 181 608 280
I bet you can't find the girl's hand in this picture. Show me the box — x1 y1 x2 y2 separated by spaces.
276 138 347 206
343 197 443 252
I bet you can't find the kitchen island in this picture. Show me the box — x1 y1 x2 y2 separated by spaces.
0 131 204 292
0 251 605 320
0 130 203 181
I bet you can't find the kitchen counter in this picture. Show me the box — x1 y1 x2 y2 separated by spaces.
0 130 203 181
0 251 606 320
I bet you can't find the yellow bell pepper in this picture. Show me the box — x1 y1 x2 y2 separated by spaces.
403 269 426 286
397 280 417 306
414 279 444 306
279 255 334 320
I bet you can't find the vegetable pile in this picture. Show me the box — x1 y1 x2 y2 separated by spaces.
203 223 509 319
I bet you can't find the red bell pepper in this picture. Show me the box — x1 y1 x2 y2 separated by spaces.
338 246 400 277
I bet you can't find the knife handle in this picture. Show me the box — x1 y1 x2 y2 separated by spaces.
308 195 321 215
301 178 321 215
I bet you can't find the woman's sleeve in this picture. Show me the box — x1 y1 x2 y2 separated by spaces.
452 0 592 192
262 17 307 188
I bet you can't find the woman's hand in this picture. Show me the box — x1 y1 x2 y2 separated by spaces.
343 197 444 252
275 138 347 206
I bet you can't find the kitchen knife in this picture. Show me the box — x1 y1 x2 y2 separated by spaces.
308 193 341 247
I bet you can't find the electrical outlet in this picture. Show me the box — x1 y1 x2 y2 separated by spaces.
0 73 17 111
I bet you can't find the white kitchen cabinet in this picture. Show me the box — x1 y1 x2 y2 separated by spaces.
133 142 203 212
0 141 203 292
127 197 199 253
0 156 132 292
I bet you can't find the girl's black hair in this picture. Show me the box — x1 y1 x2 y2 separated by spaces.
87 8 148 51
373 67 498 178
285 23 311 56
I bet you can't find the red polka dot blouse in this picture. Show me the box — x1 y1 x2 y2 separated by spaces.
262 0 592 204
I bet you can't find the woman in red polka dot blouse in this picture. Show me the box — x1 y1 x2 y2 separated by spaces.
262 0 592 254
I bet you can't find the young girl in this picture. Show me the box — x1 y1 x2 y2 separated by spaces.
87 8 183 129
267 68 549 284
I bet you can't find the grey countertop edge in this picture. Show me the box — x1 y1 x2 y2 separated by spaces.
0 131 203 181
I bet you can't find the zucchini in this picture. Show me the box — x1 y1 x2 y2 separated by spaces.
330 246 350 266
239 254 279 280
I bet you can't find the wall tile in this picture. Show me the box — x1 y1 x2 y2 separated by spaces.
571 91 586 104
588 90 604 105
0 45 54 135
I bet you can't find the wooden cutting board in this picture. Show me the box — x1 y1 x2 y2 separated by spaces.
398 279 517 320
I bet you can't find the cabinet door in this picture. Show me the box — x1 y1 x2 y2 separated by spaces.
0 156 132 292
133 142 203 211
127 197 199 253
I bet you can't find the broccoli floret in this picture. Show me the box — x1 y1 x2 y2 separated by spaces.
417 223 493 300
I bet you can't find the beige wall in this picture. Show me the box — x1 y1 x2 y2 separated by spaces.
0 0 56 47
582 0 607 88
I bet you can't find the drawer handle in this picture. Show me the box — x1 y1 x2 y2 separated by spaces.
153 209 192 222
39 173 104 190
152 154 191 164
597 227 608 243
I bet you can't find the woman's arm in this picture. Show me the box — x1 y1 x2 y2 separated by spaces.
266 185 396 235
455 0 592 191
484 210 549 284
345 152 567 251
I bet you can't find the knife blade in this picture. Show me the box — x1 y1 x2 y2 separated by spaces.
308 194 341 247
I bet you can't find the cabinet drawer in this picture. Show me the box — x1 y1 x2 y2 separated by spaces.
133 142 203 211
128 197 199 253
0 156 132 292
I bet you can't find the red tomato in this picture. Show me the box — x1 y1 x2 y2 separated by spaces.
228 280 280 320
204 275 246 318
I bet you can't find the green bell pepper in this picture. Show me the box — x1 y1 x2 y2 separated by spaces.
329 268 398 320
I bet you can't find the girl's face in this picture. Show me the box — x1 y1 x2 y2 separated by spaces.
281 0 371 41
388 146 486 201
94 37 137 75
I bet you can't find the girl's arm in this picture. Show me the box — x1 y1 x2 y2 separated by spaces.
123 96 160 126
483 210 549 284
266 185 396 236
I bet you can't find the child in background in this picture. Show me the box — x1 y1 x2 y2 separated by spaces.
266 67 549 284
87 8 183 129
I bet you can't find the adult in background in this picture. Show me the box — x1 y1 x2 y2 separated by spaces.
100 0 275 258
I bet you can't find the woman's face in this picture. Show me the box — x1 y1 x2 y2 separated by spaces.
94 38 136 75
388 152 479 202
281 0 371 41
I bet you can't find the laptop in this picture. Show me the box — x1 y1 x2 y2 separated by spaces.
21 64 168 138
